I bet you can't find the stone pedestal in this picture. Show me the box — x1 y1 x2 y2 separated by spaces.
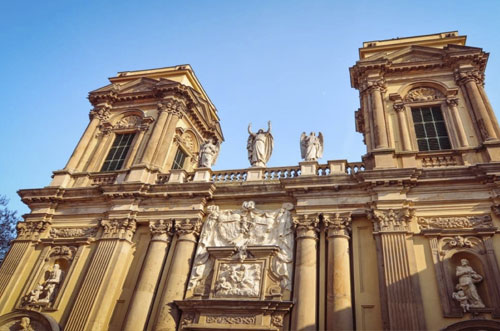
246 168 264 181
168 169 188 183
328 160 347 174
49 170 73 188
193 168 212 182
299 161 318 176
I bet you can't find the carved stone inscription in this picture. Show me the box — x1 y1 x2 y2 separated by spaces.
188 201 294 294
214 263 262 298
206 315 257 325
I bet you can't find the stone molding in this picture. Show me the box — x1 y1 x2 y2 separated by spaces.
322 213 352 237
48 245 78 261
369 208 414 232
174 218 202 237
16 220 52 241
454 69 484 86
100 218 137 241
89 105 111 122
446 97 460 107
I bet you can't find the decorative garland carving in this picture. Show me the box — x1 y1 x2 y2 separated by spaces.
404 87 444 103
418 215 493 231
114 115 142 130
48 245 78 261
100 218 137 240
369 208 414 232
49 227 97 239
17 220 51 240
438 236 483 255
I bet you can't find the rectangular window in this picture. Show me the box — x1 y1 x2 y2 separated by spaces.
411 106 451 151
101 133 136 172
172 148 187 170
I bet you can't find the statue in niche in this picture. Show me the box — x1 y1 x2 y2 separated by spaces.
300 131 324 161
198 139 220 168
19 317 34 331
452 258 485 310
247 121 274 167
24 263 64 307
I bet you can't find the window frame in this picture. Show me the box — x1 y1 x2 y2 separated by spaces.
410 105 452 152
171 147 188 170
100 130 138 172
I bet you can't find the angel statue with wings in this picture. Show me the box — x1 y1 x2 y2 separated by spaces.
247 121 274 167
300 132 324 161
198 139 220 168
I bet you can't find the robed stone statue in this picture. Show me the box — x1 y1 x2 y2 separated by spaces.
247 121 274 167
198 139 220 168
300 131 324 161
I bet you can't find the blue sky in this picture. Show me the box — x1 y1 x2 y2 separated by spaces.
1 1 500 214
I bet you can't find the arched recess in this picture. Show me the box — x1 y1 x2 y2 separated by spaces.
395 79 458 99
443 319 500 331
0 310 60 331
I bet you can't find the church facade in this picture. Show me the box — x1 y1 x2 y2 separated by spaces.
1 31 500 330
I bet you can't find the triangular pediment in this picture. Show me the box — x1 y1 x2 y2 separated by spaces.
367 45 445 64
118 77 158 93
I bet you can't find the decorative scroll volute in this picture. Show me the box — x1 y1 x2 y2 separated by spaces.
322 213 351 237
16 220 52 241
369 208 414 232
149 219 173 242
100 218 137 241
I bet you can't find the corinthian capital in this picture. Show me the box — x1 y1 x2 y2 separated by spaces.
158 97 186 118
293 214 319 238
323 213 352 237
174 218 202 237
149 219 173 241
100 218 137 241
362 78 386 93
16 220 52 240
369 208 414 232
454 69 484 86
89 104 111 121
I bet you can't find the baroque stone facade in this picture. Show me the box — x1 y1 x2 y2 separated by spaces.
1 31 500 330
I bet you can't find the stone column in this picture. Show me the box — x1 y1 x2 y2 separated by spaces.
141 101 174 166
393 103 412 151
65 218 137 331
291 214 319 331
446 98 468 148
323 213 353 331
153 218 201 331
65 106 110 171
368 81 389 149
370 208 426 330
456 70 497 141
123 220 173 331
152 103 184 169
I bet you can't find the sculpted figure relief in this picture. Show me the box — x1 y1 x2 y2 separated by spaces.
188 201 294 294
24 263 64 307
247 121 274 167
214 263 262 297
452 258 485 311
300 131 324 161
198 139 220 168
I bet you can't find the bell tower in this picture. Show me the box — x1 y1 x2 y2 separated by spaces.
350 31 500 169
50 65 223 187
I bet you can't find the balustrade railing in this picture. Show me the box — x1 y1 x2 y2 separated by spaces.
264 166 301 180
212 170 247 182
346 162 365 174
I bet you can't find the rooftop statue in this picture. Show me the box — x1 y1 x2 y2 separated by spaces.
300 131 324 161
198 139 220 168
247 121 274 167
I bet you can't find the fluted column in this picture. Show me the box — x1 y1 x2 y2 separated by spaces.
323 213 353 331
370 208 426 330
66 105 110 171
0 220 51 312
291 214 319 331
65 218 137 331
393 103 412 151
153 218 201 331
123 220 173 331
446 98 468 147
368 80 389 149
456 70 497 141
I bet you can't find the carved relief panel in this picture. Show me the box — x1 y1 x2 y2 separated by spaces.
418 215 500 318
